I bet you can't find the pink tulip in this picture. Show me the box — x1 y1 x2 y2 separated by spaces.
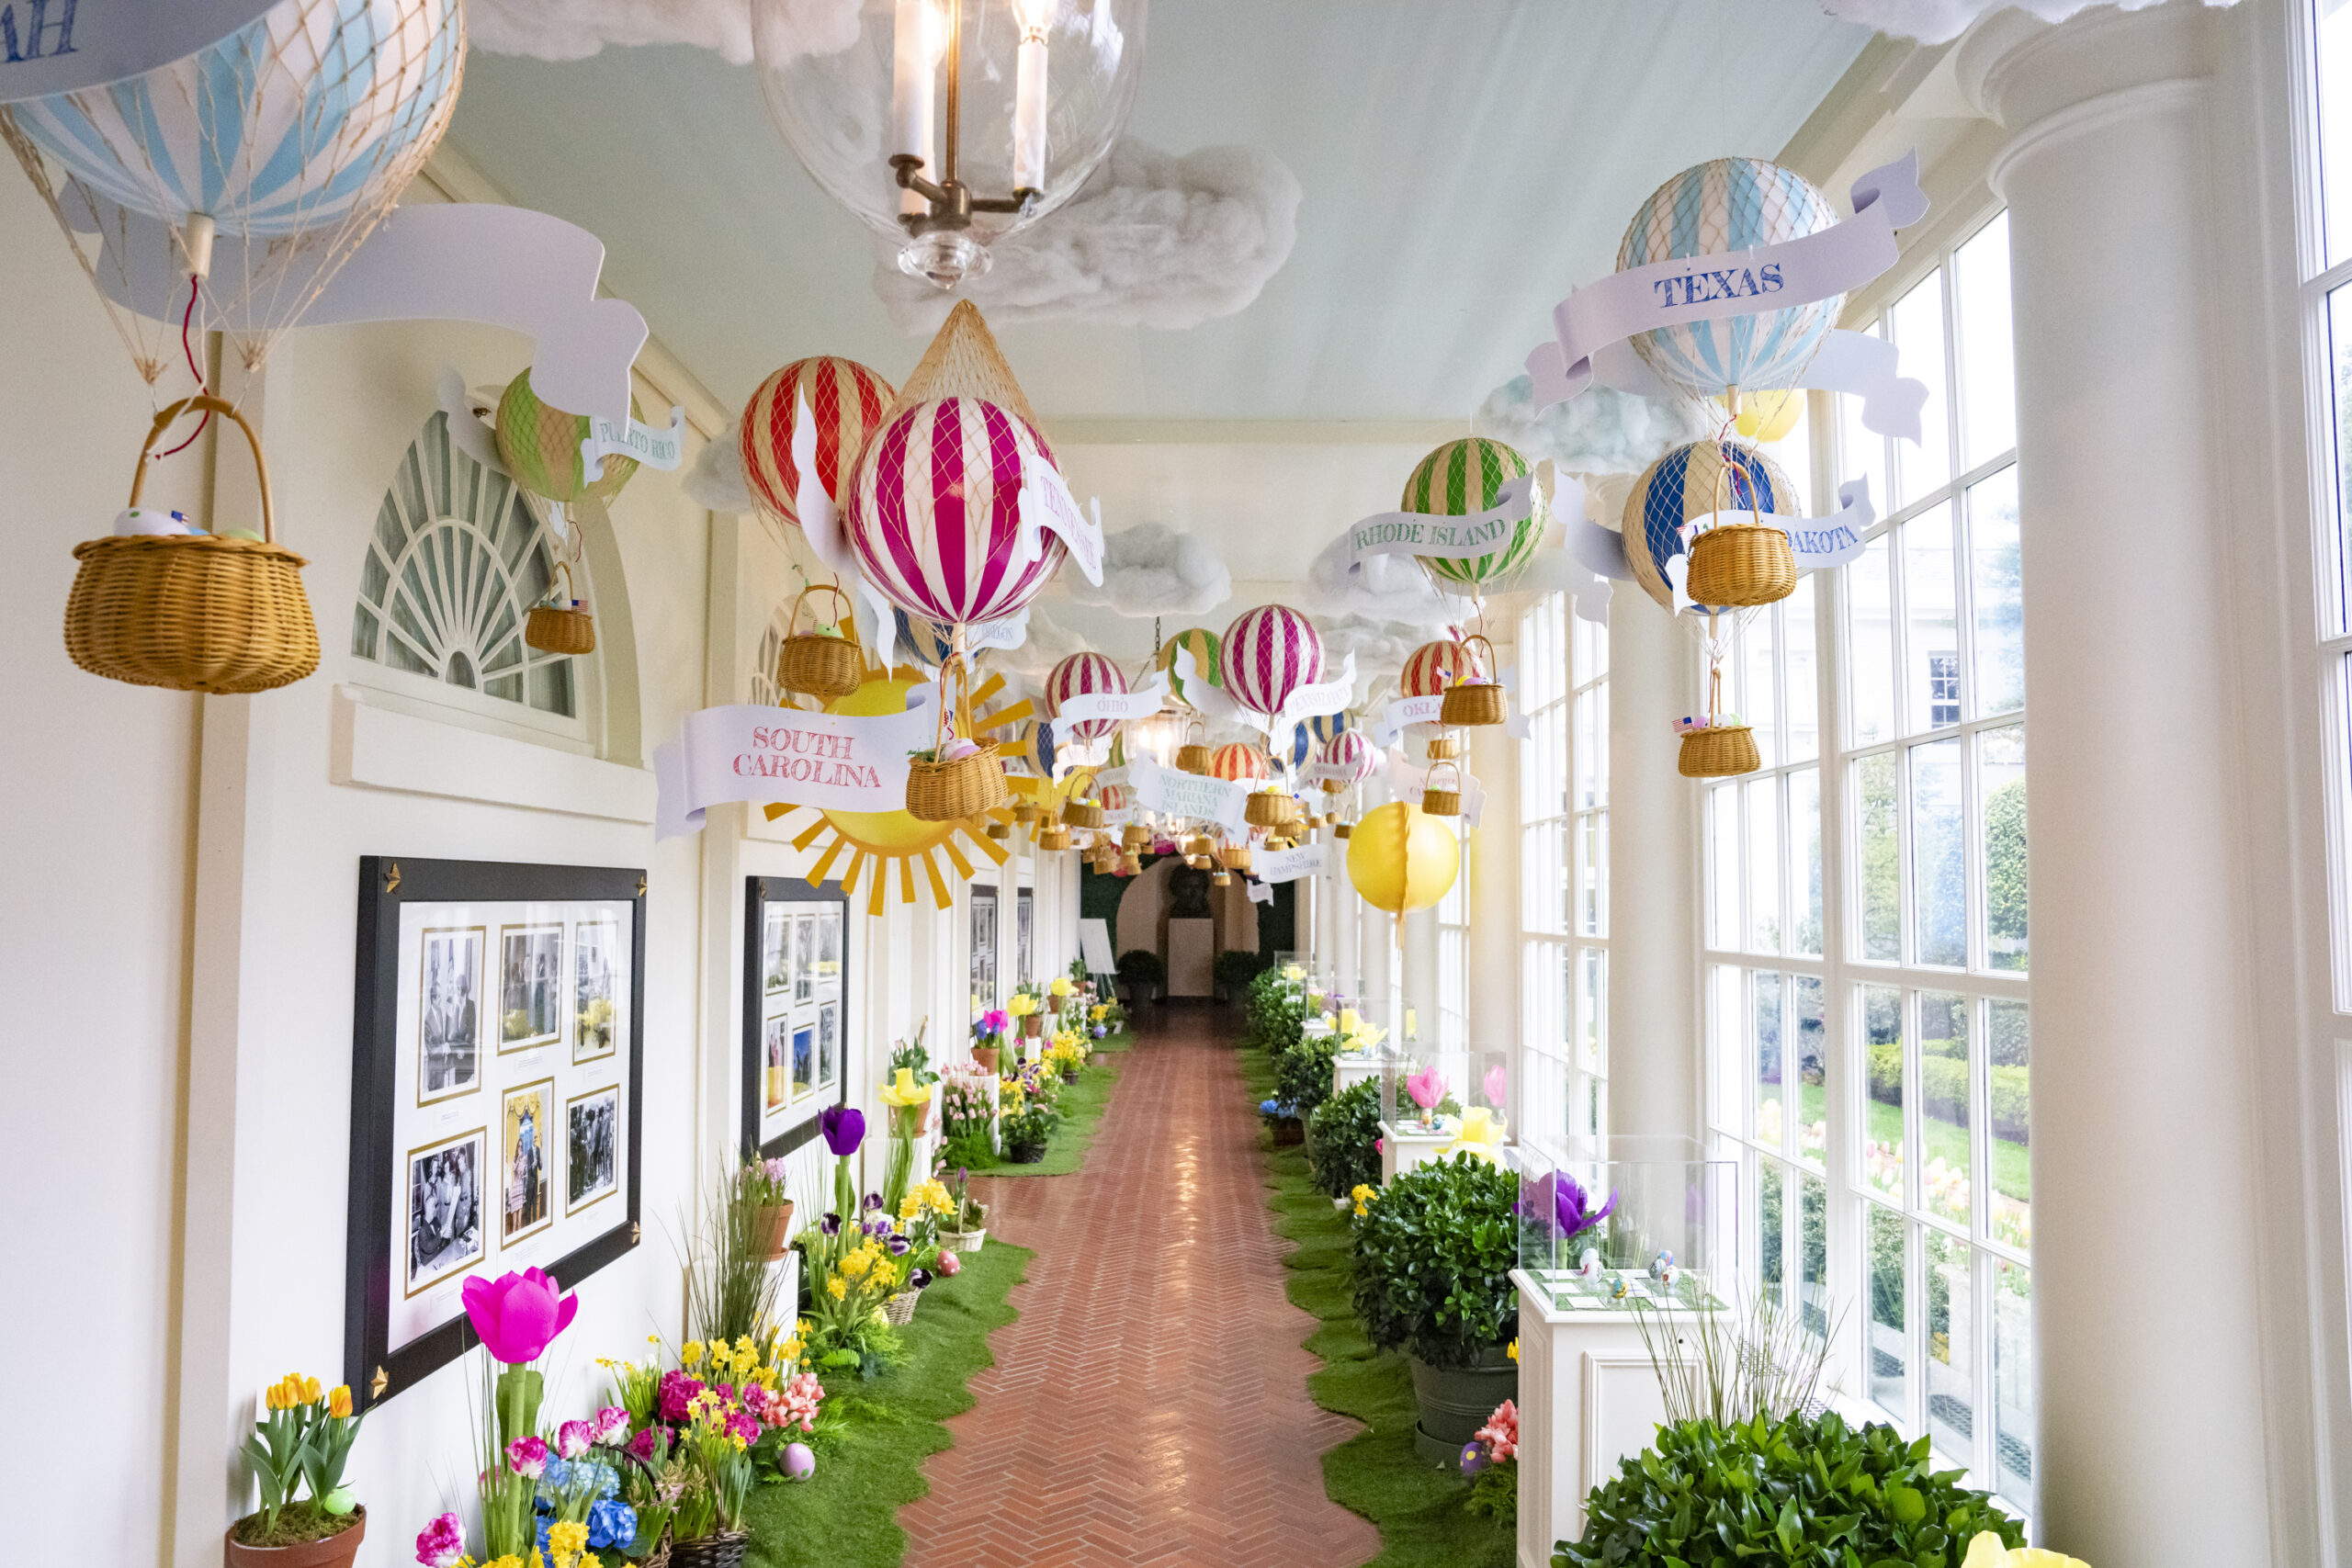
414 1511 465 1568
461 1267 578 1366
556 1419 593 1459
1483 1064 1508 1109
593 1405 630 1444
1406 1066 1446 1111
506 1435 549 1479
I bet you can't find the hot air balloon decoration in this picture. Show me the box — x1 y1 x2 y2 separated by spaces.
1220 604 1322 727
1045 651 1129 744
1399 437 1544 602
741 355 897 531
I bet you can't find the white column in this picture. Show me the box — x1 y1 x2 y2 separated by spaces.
1467 716 1521 1079
1955 9 2268 1562
1604 528 1701 1147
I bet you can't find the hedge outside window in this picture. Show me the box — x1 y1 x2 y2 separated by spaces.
1703 210 2030 1517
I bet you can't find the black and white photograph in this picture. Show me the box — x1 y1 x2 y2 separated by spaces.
763 1016 789 1111
565 1086 618 1214
502 1077 554 1243
417 926 483 1103
818 1001 839 1089
1016 887 1035 988
500 924 564 1050
969 886 999 1016
404 1128 484 1297
794 914 815 1003
762 906 790 998
816 908 842 989
573 919 619 1063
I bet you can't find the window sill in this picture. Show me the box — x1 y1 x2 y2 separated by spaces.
330 684 655 824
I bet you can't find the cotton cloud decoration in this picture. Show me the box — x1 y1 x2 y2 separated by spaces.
1474 375 1711 480
1816 0 2235 43
1317 615 1433 703
991 609 1091 680
683 425 757 514
873 139 1302 332
1299 532 1455 628
1061 524 1231 616
469 0 856 64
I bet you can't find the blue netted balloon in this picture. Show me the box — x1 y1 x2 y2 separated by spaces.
890 608 957 671
1621 439 1800 615
1616 158 1840 401
1307 711 1351 746
1015 718 1057 779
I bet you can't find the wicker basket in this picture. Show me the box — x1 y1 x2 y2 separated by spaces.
775 582 865 699
1679 725 1761 778
1439 633 1507 726
1244 791 1295 829
1687 522 1796 608
524 560 595 655
944 1226 988 1253
1227 846 1253 873
1119 852 1143 874
907 747 1008 821
883 1288 922 1326
1183 834 1214 858
1121 823 1149 849
1321 778 1346 795
1423 761 1464 818
1424 734 1462 761
986 819 1010 840
1012 800 1041 825
65 395 320 694
1062 799 1103 829
1211 871 1232 886
668 1531 751 1568
1174 739 1212 773
1334 823 1353 840
1185 853 1211 870
1037 825 1071 851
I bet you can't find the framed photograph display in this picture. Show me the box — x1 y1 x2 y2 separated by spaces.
970 883 1000 1017
742 877 850 1157
1015 886 1035 989
346 858 644 1408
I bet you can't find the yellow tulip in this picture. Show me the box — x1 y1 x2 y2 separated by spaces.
1508 1338 1519 1362
300 1375 322 1404
1962 1534 2091 1568
264 1381 287 1413
327 1385 354 1419
1444 1107 1507 1164
881 1067 926 1108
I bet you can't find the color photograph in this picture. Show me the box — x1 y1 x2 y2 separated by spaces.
403 1127 483 1298
500 1078 554 1244
573 917 620 1063
791 1023 814 1102
499 923 564 1050
763 1016 789 1111
817 1001 839 1090
417 926 483 1103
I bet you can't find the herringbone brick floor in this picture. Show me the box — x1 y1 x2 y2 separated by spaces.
899 1006 1378 1567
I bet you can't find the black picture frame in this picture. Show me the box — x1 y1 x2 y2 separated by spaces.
345 856 647 1410
742 876 851 1159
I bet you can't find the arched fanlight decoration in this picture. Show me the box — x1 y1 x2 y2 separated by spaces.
752 0 1148 288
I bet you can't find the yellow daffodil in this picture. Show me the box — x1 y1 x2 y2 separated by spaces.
548 1521 589 1568
1049 976 1074 998
826 1276 847 1300
881 1067 927 1108
1091 1004 1108 1021
1444 1106 1507 1165
1507 1338 1519 1362
327 1384 353 1419
1351 1181 1377 1218
1962 1534 2090 1568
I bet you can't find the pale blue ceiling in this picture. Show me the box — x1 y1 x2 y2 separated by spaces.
446 0 1869 423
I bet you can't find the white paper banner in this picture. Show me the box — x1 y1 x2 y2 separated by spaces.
653 689 941 839
1095 765 1131 790
1341 474 1541 571
1525 153 1930 417
1171 647 1354 737
1299 761 1350 786
1056 671 1170 724
1126 755 1248 834
1015 464 1106 585
582 407 685 473
1383 746 1487 829
1247 881 1273 905
1253 843 1327 884
968 610 1029 653
1370 694 1446 749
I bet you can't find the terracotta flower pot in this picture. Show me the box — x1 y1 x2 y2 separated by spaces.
754 1201 796 1262
1022 1014 1044 1038
973 1044 1001 1073
224 1506 366 1568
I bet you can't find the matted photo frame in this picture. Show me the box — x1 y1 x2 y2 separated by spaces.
742 875 850 1158
347 857 645 1410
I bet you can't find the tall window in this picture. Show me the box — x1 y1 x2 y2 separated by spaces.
2305 1 2352 1006
1704 211 2030 1514
1437 818 1470 1054
1521 592 1608 1145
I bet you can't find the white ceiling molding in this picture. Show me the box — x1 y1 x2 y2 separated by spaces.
1063 523 1234 616
1816 0 2236 45
872 140 1302 332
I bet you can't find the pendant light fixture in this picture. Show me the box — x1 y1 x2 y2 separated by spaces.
753 0 1149 288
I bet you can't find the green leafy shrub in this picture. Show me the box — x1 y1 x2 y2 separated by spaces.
1307 1078 1384 1198
1215 947 1272 1000
1556 1410 2024 1568
1920 1055 1968 1127
1352 1154 1519 1369
1990 1063 2029 1142
1116 948 1164 990
1274 1034 1338 1122
1242 967 1306 1055
1867 1042 1901 1105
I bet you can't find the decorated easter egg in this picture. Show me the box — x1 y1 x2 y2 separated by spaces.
785 1441 816 1481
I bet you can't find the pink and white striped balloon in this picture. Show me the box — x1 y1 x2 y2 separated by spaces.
842 396 1069 627
1321 728 1378 786
1219 605 1322 721
1045 651 1130 744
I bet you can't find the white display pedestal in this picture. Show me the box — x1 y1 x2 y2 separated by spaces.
1332 1054 1384 1100
1378 1118 1456 1183
1167 919 1215 996
764 1249 802 1325
1510 1269 1673 1568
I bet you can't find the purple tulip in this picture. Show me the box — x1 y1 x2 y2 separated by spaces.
820 1212 842 1236
862 1192 884 1213
909 1268 933 1290
820 1105 865 1157
461 1267 578 1365
887 1235 911 1256
1520 1172 1616 1241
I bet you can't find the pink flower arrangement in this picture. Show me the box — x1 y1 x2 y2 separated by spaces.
593 1404 630 1445
505 1435 548 1479
777 1371 825 1433
1475 1399 1519 1463
555 1419 593 1459
1406 1065 1447 1113
658 1368 706 1424
626 1427 661 1463
414 1511 465 1568
726 1409 762 1447
461 1266 578 1366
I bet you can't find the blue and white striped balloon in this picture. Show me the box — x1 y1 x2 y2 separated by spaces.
8 0 463 236
1617 158 1839 400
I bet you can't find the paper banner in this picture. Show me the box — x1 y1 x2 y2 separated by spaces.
1126 755 1248 835
1252 843 1327 884
0 0 278 102
1247 881 1273 905
653 688 942 839
1094 765 1131 790
1170 646 1355 737
1525 152 1930 419
1587 328 1927 445
1341 474 1541 572
1665 478 1876 614
1056 671 1170 725
1299 761 1350 786
1370 694 1446 749
1383 746 1487 829
582 407 685 473
1015 463 1106 585
969 611 1029 652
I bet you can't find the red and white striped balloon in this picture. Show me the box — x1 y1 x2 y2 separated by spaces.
1321 728 1378 786
1400 638 1472 698
740 355 897 528
1097 784 1130 813
1210 742 1270 783
1044 651 1130 744
1219 604 1322 720
842 397 1069 626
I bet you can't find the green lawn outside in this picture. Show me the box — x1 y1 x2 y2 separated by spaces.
1792 1083 2030 1204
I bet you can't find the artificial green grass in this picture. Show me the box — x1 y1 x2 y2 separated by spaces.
743 1235 1032 1568
1240 1044 1516 1568
953 1037 1131 1179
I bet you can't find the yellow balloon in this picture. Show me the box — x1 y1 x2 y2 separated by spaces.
1346 801 1460 915
1717 387 1803 444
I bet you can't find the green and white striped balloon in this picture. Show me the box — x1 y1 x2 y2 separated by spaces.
1399 437 1543 591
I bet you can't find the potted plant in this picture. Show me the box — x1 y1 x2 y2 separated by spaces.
938 1164 989 1250
887 1021 940 1128
1011 987 1046 1038
1214 947 1270 1003
1258 1097 1306 1146
879 1064 934 1216
1351 1155 1520 1461
1115 947 1164 1006
1306 1077 1384 1200
999 1083 1057 1163
743 1154 795 1264
971 1008 1009 1073
227 1374 367 1566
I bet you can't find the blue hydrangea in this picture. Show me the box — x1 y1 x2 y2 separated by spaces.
588 1497 639 1551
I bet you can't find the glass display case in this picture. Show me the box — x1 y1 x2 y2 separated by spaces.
1517 1135 1736 1313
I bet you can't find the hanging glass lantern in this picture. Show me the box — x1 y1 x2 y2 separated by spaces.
752 0 1148 288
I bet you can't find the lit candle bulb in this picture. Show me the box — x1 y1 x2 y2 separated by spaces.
1012 0 1053 192
891 0 944 217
